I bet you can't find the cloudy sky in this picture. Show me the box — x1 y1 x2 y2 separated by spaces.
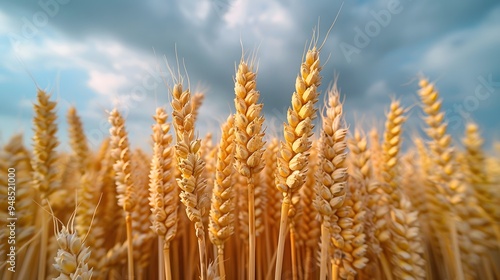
1 0 499 152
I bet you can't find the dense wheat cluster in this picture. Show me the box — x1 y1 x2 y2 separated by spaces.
1 34 499 280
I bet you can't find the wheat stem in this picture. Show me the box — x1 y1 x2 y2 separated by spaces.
331 259 339 280
304 248 312 280
274 196 290 280
125 213 134 280
218 246 226 280
290 226 298 280
248 179 256 280
379 253 394 280
164 246 171 280
38 208 49 280
449 214 464 280
319 221 330 280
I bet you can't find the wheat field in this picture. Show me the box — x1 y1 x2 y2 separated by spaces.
1 35 499 280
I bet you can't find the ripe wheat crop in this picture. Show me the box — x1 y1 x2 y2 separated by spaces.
1 33 499 280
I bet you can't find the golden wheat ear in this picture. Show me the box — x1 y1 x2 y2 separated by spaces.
462 122 500 224
67 106 90 174
170 81 209 280
233 54 266 280
208 115 236 280
380 100 426 280
312 83 348 280
275 36 323 280
149 107 179 280
31 89 61 280
417 78 492 279
108 108 136 280
347 130 372 276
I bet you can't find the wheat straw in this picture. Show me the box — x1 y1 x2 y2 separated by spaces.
275 39 322 280
233 55 266 280
208 115 236 279
108 108 136 280
313 84 347 280
171 82 209 280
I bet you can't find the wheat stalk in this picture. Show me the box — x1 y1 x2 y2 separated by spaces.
208 115 236 279
171 82 208 280
379 100 426 280
313 84 347 280
67 106 90 173
149 107 179 280
108 108 136 280
417 78 490 279
298 138 321 280
233 55 266 280
31 89 61 280
462 122 500 230
275 39 322 280
346 130 371 278
130 149 156 278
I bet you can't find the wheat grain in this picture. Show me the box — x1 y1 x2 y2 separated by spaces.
31 89 61 280
108 108 136 279
171 81 209 280
346 130 371 278
417 78 484 279
313 84 347 280
299 139 321 279
379 100 426 280
275 38 322 280
233 55 266 280
208 115 236 279
191 92 205 124
52 212 93 280
67 106 90 173
148 107 179 280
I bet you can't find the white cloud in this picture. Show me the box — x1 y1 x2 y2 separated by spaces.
224 0 291 29
223 0 247 28
87 70 128 96
2 22 160 101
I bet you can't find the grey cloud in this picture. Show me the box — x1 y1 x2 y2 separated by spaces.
4 0 500 148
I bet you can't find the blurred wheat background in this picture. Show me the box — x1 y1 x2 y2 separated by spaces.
1 1 500 280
